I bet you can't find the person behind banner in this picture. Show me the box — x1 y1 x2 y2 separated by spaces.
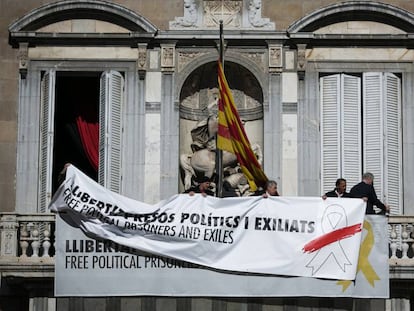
256 180 279 198
322 178 353 200
350 172 390 215
57 162 72 186
184 176 214 197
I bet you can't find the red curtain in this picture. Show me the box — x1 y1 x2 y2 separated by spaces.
76 116 99 171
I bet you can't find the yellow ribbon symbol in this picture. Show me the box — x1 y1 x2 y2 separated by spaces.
337 220 380 291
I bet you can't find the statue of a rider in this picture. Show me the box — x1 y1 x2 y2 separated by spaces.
180 89 260 197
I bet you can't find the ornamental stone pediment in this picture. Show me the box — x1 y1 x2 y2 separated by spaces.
170 0 275 30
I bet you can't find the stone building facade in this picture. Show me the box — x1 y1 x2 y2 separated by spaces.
1 0 414 310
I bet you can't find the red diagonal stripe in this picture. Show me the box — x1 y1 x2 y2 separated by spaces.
302 223 362 253
218 124 231 139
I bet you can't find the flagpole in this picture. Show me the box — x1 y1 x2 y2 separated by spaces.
216 20 224 198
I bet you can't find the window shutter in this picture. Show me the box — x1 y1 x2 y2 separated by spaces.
363 72 384 200
38 70 56 212
99 70 124 193
320 74 341 194
384 73 401 214
341 74 361 189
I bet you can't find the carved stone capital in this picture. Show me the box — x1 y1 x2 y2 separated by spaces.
18 42 29 79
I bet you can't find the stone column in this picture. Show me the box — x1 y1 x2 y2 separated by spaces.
264 44 283 185
16 66 41 213
160 43 179 199
297 44 320 195
122 45 147 201
403 69 414 214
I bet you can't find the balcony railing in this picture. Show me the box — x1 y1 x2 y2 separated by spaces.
0 213 413 276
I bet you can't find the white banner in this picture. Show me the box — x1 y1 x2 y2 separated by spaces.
50 165 368 281
55 215 389 297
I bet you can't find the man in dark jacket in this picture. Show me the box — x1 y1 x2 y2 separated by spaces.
350 172 390 215
255 180 280 198
322 178 353 199
184 176 214 197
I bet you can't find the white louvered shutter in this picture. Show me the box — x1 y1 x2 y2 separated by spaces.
38 70 56 212
99 70 124 193
363 72 384 200
341 74 362 189
320 74 341 194
383 73 402 214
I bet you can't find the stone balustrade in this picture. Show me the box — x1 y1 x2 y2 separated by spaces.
389 216 414 267
0 213 413 273
0 213 55 262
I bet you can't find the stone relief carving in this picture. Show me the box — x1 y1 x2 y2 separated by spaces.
161 46 175 68
170 0 198 28
178 51 207 72
169 0 275 30
137 44 147 70
241 51 265 72
297 44 306 71
137 43 147 79
269 46 282 68
203 1 242 28
247 0 273 28
0 215 18 257
297 44 307 79
18 42 29 79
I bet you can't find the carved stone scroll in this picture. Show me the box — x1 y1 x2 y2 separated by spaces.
297 44 307 79
137 43 147 80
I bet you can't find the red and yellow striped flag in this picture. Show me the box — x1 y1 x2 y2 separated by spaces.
216 61 268 191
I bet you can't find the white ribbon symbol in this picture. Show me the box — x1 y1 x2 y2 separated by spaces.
305 204 352 276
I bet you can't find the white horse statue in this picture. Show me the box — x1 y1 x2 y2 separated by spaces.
180 141 263 195
180 95 263 196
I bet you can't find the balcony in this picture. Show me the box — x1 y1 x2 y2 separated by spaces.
0 213 55 279
0 213 413 278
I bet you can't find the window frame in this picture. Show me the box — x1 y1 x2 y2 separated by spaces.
301 61 411 214
16 60 142 213
319 72 402 214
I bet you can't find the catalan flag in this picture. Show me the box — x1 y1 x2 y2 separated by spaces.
216 61 268 191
